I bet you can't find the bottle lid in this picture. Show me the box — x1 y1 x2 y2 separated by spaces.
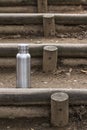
18 44 29 52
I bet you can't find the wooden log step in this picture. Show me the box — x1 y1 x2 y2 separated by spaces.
0 0 87 6
0 44 86 58
0 88 86 106
0 106 50 118
0 58 87 67
0 14 86 25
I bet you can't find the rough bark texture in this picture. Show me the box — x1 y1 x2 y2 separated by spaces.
43 46 57 72
51 92 69 127
43 14 55 37
37 0 48 13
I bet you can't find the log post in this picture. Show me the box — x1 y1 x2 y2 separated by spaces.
43 46 58 72
51 92 69 127
43 14 55 37
37 0 48 13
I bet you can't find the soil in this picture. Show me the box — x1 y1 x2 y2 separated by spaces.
0 117 87 130
0 105 87 130
0 5 87 13
0 64 87 89
0 37 87 44
49 5 86 13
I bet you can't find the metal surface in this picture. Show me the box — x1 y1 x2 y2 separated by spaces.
16 44 31 88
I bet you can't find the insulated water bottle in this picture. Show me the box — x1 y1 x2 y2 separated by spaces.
16 44 31 88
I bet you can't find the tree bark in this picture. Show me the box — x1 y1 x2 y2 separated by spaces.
43 46 57 72
37 0 48 13
43 14 55 37
51 92 69 127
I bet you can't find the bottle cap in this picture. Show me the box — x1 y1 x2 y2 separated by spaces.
18 44 29 52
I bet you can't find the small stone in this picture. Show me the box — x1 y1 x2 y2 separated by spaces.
66 73 70 76
44 81 48 84
31 128 34 130
7 126 10 129
74 80 77 82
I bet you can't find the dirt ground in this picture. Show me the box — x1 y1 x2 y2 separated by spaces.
0 117 87 130
0 37 87 44
0 5 87 13
0 63 87 89
0 118 81 130
0 106 87 130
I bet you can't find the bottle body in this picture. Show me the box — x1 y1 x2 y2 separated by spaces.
16 45 31 88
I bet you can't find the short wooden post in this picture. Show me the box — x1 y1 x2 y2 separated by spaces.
51 92 69 127
43 46 58 72
37 0 48 13
43 14 55 37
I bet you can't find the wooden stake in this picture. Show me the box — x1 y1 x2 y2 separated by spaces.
37 0 47 13
43 46 58 72
0 106 49 118
43 14 55 37
51 92 69 127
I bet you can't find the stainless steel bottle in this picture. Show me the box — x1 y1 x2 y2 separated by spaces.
16 44 31 88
